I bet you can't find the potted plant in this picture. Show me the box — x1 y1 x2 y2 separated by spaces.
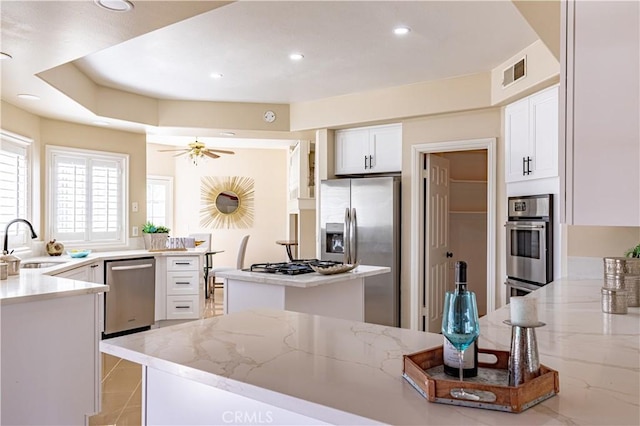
625 243 640 258
142 221 171 250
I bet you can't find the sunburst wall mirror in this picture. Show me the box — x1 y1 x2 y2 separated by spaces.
200 176 255 229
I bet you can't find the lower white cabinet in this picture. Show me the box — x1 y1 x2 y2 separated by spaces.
53 261 104 284
1 293 102 424
165 255 201 320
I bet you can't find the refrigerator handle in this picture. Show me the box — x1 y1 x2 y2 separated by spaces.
351 208 358 264
344 207 351 264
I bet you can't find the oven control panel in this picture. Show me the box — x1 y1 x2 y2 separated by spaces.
508 194 552 219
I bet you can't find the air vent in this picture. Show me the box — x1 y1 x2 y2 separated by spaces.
502 57 527 88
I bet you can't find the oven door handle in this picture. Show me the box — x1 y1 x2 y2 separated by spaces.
504 223 545 229
505 281 540 293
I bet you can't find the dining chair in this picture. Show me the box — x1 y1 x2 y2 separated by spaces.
208 235 250 300
189 233 214 298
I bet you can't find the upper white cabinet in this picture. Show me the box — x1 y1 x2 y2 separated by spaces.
505 85 558 183
335 124 402 175
562 1 639 226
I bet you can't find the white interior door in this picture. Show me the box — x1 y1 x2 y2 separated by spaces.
424 154 450 332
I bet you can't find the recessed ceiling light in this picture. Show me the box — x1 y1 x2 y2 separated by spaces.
17 94 40 100
289 53 304 61
94 0 134 12
94 121 109 126
219 132 236 137
210 73 223 79
1 52 13 60
393 26 411 36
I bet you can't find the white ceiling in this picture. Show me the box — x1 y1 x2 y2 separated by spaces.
1 0 538 148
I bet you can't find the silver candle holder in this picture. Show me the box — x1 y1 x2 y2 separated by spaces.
504 320 545 387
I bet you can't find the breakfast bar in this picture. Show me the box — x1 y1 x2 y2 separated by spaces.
101 278 640 425
217 264 389 321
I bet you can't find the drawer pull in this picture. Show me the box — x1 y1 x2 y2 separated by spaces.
176 281 191 285
175 262 191 265
175 305 191 309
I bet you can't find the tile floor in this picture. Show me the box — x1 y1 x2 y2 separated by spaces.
88 288 223 425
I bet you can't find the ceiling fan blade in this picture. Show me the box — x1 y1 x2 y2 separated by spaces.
158 149 188 152
207 149 235 155
202 151 220 159
173 151 188 157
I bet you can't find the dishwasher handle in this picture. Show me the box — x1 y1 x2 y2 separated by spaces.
110 263 154 271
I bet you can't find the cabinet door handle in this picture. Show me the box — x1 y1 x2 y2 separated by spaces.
369 155 373 169
364 156 368 169
522 157 527 176
527 156 532 175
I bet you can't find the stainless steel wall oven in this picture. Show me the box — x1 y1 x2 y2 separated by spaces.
505 194 553 302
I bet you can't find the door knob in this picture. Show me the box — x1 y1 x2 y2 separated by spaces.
446 252 453 258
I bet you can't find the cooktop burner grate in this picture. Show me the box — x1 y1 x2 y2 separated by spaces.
249 259 343 275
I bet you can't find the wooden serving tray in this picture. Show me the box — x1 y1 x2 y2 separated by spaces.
402 346 559 413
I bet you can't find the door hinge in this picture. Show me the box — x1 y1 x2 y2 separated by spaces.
422 169 429 179
420 306 428 317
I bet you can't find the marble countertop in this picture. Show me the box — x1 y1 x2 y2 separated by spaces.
100 278 640 424
216 264 390 288
0 248 205 305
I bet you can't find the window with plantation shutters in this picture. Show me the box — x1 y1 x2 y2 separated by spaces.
0 131 31 251
47 146 127 244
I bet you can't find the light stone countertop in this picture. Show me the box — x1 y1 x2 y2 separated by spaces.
0 248 206 305
100 278 640 425
216 264 390 288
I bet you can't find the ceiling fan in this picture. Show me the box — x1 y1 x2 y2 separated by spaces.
158 139 235 163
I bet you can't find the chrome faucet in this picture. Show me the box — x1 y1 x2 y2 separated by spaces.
3 218 38 255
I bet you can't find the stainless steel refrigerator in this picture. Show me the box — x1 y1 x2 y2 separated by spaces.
320 176 400 327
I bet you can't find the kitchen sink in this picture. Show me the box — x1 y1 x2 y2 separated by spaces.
21 261 68 269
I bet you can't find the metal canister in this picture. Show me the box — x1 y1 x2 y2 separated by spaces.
603 257 640 307
0 262 8 280
601 287 628 314
0 255 21 276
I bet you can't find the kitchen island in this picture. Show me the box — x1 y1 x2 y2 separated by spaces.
100 278 640 425
217 264 389 322
1 271 108 425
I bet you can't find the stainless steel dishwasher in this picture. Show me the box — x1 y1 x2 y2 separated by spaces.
103 257 156 338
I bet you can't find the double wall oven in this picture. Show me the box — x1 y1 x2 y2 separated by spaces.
505 194 553 302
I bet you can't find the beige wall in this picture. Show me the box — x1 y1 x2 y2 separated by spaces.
1 101 43 235
146 146 289 268
291 73 492 131
40 118 147 240
491 40 560 106
401 107 505 328
1 101 146 242
568 226 640 258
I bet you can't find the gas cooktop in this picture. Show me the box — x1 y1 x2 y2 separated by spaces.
249 260 343 275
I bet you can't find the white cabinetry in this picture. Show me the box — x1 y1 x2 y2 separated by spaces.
165 256 201 320
1 293 102 424
562 1 639 226
505 85 558 182
53 261 104 283
335 124 402 175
